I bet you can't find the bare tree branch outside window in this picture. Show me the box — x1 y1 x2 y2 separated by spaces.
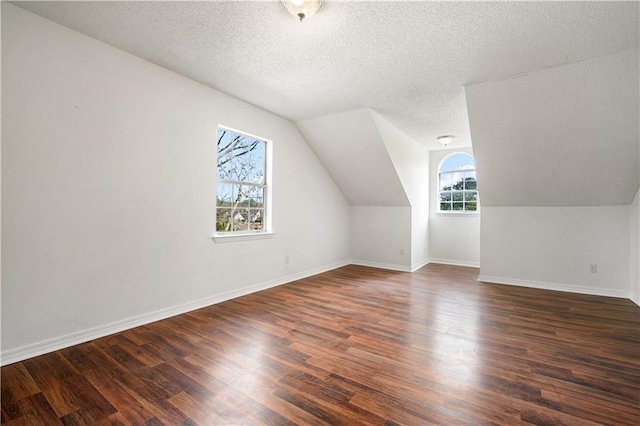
216 129 267 232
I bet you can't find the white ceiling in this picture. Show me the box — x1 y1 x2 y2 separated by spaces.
13 1 640 150
467 49 639 206
298 108 410 206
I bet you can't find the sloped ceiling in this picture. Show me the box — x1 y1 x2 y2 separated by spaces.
11 1 639 151
7 1 640 208
466 49 639 206
297 108 409 206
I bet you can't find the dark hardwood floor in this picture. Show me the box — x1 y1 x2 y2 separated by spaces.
2 263 639 425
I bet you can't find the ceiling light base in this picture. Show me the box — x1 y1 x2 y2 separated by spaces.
283 0 322 22
437 135 455 147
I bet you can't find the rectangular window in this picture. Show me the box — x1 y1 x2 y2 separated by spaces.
216 127 269 235
439 171 479 211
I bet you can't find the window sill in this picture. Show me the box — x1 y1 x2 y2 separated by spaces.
212 231 274 243
436 211 480 217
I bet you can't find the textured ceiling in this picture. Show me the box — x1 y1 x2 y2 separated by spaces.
12 1 640 150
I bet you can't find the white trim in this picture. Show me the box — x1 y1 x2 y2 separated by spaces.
212 231 274 243
429 258 480 268
437 151 479 213
0 260 349 366
217 125 272 145
477 275 628 299
411 258 431 272
350 259 411 272
215 125 272 237
435 211 480 217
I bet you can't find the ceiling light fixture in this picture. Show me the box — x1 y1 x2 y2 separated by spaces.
437 135 455 147
283 0 322 22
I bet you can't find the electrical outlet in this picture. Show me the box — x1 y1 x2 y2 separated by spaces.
589 264 598 273
285 254 290 264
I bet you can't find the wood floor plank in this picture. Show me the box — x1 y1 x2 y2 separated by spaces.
166 392 227 425
2 393 61 426
20 353 87 419
0 363 40 404
3 263 639 425
83 367 158 425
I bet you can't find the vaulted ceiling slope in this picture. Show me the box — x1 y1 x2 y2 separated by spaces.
466 49 639 207
12 1 639 150
297 108 410 207
10 1 639 209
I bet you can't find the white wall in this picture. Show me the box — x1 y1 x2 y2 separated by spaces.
1 4 350 364
350 206 412 271
429 148 481 267
465 49 638 299
299 108 430 272
297 109 418 271
372 112 430 270
630 188 640 305
0 2 3 355
480 206 630 297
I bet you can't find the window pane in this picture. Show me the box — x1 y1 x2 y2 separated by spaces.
232 209 249 231
232 137 263 184
247 141 266 184
466 202 477 211
440 192 452 202
249 209 264 230
440 173 455 191
250 197 263 208
453 202 464 210
217 151 235 180
464 192 477 202
440 202 452 211
247 186 264 204
452 192 464 202
216 183 235 207
217 129 266 184
233 185 262 208
236 185 250 207
218 130 241 181
452 176 465 190
464 174 477 190
440 153 474 173
216 208 233 231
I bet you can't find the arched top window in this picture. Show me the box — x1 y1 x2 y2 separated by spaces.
438 152 478 212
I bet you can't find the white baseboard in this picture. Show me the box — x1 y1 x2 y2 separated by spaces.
478 275 629 299
350 259 412 272
349 258 476 272
0 260 350 366
411 258 430 272
429 258 480 268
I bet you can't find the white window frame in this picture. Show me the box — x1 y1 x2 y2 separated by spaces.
437 152 479 214
213 126 273 242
